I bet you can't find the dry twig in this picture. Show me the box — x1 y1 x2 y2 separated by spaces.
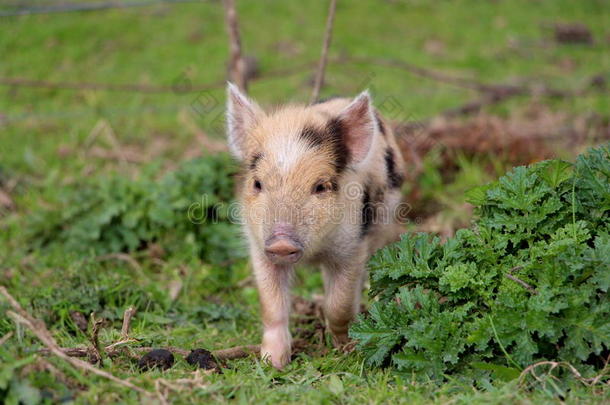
310 0 338 104
96 253 142 273
503 266 538 294
121 307 137 340
519 360 610 388
0 286 152 397
223 0 248 93
88 313 104 364
212 344 260 360
0 331 13 345
504 273 538 295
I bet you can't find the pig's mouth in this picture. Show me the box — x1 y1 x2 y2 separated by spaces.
264 233 304 266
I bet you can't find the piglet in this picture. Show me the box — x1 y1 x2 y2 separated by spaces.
226 84 406 368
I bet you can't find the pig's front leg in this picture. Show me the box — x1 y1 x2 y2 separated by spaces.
321 257 366 345
252 252 293 369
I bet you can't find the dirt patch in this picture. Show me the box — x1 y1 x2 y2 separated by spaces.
394 107 610 234
554 23 593 44
291 295 328 356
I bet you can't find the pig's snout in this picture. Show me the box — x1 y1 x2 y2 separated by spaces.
264 233 303 265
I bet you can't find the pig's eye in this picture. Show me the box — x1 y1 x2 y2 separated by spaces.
253 179 262 192
313 181 332 194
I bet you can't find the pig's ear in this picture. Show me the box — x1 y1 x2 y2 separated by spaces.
337 90 376 164
226 83 263 160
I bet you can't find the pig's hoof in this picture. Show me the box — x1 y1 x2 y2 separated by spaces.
330 331 350 348
261 327 291 369
261 343 291 369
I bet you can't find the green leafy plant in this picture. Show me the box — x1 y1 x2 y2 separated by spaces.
25 153 244 264
350 145 610 383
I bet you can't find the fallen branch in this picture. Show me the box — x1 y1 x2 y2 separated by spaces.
310 0 338 104
212 344 260 360
0 286 153 397
39 346 187 359
223 0 248 93
38 344 261 362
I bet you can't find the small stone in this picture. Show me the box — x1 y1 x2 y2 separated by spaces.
138 349 174 371
186 348 217 370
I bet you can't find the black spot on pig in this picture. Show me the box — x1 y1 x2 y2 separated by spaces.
300 126 327 148
326 118 350 174
249 153 262 170
374 110 386 137
361 186 374 237
384 148 404 189
361 183 386 238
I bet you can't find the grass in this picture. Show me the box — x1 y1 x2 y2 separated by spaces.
1 0 609 403
2 255 607 404
1 0 609 174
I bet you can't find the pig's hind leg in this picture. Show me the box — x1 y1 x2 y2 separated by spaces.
321 256 367 346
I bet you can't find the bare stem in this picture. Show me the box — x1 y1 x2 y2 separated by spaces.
223 0 248 93
310 0 337 104
0 331 13 346
89 313 104 363
121 307 137 340
504 273 538 295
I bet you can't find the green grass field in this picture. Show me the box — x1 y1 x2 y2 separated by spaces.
1 0 609 403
